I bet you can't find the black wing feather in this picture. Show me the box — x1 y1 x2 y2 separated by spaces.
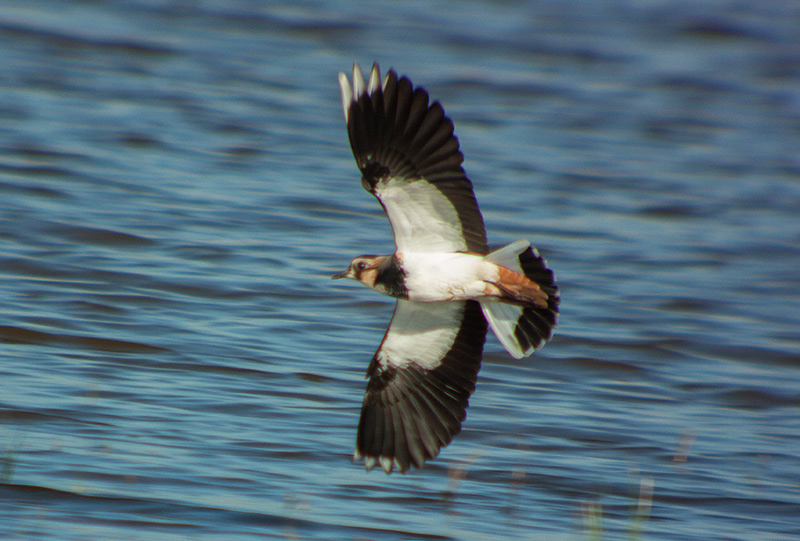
356 300 487 473
341 63 488 254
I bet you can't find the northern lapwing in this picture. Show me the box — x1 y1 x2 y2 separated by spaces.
334 63 559 474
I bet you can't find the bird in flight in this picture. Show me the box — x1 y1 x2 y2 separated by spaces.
333 63 559 474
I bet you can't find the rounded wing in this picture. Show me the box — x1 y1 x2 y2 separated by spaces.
354 299 487 474
339 63 488 254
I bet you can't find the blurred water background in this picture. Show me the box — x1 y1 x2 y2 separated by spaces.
1 0 799 539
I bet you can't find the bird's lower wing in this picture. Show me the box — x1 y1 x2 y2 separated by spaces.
355 299 487 474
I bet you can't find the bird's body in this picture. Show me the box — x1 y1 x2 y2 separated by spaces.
334 63 559 474
339 250 549 307
403 251 495 302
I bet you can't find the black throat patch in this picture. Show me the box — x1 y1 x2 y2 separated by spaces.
375 255 408 298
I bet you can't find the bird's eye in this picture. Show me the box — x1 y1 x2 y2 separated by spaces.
356 261 367 271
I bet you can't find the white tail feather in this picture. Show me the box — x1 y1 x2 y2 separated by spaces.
480 240 537 359
484 239 530 270
480 300 528 359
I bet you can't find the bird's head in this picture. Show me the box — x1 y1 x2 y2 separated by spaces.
332 255 384 288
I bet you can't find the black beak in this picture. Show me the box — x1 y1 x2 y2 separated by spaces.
331 270 350 280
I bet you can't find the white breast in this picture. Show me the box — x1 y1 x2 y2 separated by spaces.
399 252 499 302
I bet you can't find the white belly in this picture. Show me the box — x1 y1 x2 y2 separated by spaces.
399 252 499 302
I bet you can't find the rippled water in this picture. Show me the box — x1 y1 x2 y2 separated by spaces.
2 1 799 539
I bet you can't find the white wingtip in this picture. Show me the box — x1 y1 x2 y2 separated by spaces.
341 63 383 123
352 63 365 100
367 63 381 95
338 72 353 122
358 453 397 474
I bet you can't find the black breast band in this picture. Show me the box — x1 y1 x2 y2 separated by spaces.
375 255 408 298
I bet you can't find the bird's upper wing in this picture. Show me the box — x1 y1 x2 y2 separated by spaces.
339 63 488 254
355 299 487 474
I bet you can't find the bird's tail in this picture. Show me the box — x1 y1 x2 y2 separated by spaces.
479 240 559 358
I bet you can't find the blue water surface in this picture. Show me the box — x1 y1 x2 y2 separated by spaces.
2 0 799 539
